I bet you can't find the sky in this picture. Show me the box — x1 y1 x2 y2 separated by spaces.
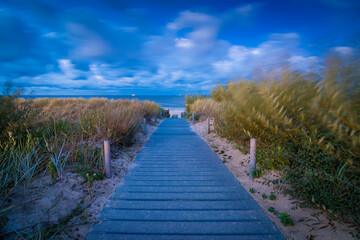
0 0 359 95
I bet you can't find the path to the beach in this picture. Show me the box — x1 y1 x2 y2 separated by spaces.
85 118 285 240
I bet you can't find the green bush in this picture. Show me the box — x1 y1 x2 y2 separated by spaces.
284 142 360 225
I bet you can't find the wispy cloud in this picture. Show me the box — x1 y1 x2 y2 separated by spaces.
0 0 358 94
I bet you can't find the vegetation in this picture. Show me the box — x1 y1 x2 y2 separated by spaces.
269 192 276 201
268 207 294 227
188 55 360 228
189 98 219 117
0 85 164 233
184 94 207 114
251 167 263 178
279 212 294 227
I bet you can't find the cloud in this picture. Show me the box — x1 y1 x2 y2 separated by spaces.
288 56 320 71
236 4 253 16
331 46 354 55
167 11 219 30
174 38 194 49
212 33 320 79
270 32 300 40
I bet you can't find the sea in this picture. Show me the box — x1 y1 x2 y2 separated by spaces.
26 95 186 110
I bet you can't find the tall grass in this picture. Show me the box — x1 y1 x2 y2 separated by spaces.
192 55 360 227
0 93 164 229
184 94 207 114
189 98 220 117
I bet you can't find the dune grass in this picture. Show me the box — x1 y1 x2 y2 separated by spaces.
189 98 220 117
184 94 207 114
0 92 165 231
189 56 360 228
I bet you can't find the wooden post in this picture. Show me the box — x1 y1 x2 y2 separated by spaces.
249 138 257 181
207 116 210 134
192 112 195 124
104 140 111 178
143 118 147 135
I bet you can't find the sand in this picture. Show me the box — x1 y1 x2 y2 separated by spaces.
192 119 356 240
2 120 160 239
167 108 185 118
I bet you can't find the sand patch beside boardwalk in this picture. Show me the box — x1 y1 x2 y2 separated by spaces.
192 119 355 240
2 121 159 239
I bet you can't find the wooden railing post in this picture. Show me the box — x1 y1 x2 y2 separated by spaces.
249 138 257 181
104 140 112 178
143 118 147 135
207 116 210 134
192 112 195 124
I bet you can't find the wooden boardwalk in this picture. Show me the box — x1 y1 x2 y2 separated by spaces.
85 118 285 240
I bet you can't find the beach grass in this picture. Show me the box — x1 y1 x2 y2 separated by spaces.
0 94 165 229
188 55 360 228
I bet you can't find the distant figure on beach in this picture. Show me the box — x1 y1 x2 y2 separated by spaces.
166 109 170 118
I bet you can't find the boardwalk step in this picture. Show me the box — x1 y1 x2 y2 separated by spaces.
124 180 239 186
90 221 280 235
99 209 268 221
86 233 285 240
106 200 260 210
111 192 252 200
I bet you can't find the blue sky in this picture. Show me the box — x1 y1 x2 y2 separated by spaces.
0 0 359 95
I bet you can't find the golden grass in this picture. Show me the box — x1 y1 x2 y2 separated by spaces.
190 98 220 117
0 97 164 197
26 97 163 143
192 56 360 226
210 62 359 168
